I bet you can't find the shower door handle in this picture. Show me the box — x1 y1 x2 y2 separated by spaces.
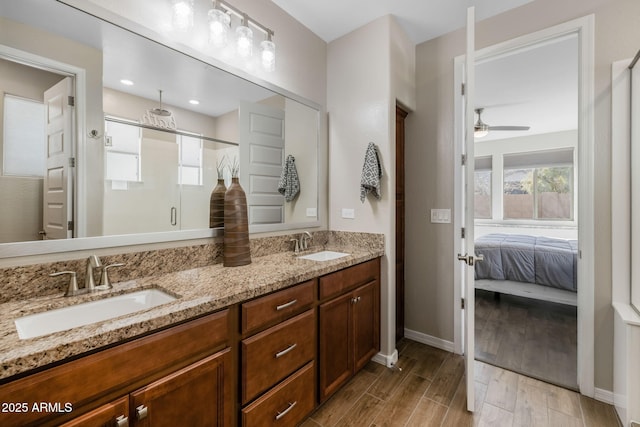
170 207 177 226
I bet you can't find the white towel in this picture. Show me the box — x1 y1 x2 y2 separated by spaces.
278 154 300 202
360 142 382 202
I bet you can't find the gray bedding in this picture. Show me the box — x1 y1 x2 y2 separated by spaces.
474 233 578 292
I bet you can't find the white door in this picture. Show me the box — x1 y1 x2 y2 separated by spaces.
457 7 478 412
239 101 285 226
43 77 74 239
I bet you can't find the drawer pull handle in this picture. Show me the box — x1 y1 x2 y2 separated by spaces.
276 299 298 311
275 343 297 358
115 415 129 427
135 405 148 421
275 401 297 420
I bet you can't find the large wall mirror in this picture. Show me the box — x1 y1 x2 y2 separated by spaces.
0 0 320 258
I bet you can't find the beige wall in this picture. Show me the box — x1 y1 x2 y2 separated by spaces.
328 15 415 359
406 0 640 392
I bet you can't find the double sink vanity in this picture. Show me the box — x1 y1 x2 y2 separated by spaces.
0 231 384 426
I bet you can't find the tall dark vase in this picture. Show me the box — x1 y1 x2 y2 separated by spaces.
209 179 226 228
223 177 251 267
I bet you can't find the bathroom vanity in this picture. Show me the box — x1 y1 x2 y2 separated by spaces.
0 237 382 426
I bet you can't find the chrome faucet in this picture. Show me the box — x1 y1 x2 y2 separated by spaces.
300 231 312 251
50 255 125 297
85 254 102 291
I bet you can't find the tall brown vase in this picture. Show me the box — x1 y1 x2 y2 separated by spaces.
223 177 251 267
209 179 226 228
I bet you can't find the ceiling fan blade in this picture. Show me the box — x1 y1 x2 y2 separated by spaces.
488 126 530 131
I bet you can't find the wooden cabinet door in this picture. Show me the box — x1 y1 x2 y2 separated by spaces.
353 280 380 372
130 348 232 427
318 292 353 402
61 396 129 427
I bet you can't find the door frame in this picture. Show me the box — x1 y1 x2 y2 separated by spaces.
452 15 595 397
0 44 86 237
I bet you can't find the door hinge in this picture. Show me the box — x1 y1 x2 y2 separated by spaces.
67 220 74 231
461 298 465 309
68 95 75 107
461 227 466 238
461 83 465 96
461 154 467 166
69 157 76 167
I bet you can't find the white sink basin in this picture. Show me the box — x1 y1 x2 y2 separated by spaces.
298 251 350 262
14 289 176 340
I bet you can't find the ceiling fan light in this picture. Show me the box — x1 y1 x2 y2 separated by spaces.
474 128 489 138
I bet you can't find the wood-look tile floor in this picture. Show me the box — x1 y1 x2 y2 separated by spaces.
474 289 578 390
302 339 620 427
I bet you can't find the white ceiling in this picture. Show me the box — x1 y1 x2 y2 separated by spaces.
475 35 578 141
271 0 534 43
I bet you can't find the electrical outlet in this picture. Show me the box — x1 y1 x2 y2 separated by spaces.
306 208 317 217
341 208 355 219
430 208 451 223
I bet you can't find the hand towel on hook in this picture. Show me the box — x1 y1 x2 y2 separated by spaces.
360 142 383 202
278 154 300 202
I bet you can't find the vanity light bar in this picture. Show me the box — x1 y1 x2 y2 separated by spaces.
214 0 274 40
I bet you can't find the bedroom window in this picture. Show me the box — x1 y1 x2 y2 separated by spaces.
503 149 574 220
474 156 492 219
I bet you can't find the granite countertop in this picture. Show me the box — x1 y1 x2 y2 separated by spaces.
0 246 383 381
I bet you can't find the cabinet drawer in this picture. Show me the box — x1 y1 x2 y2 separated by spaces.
241 279 316 335
242 362 315 427
241 309 315 404
319 258 380 300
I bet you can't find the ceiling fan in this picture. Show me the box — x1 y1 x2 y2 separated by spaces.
474 108 530 138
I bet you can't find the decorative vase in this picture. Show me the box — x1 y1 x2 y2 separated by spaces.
209 179 226 228
223 177 251 267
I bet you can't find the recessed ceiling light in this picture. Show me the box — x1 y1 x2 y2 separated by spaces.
189 99 200 105
120 79 134 86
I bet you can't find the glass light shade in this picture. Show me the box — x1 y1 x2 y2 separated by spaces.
260 39 276 72
208 8 230 47
236 25 253 58
172 0 194 32
474 129 489 138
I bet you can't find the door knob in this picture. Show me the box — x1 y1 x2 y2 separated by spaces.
457 253 484 266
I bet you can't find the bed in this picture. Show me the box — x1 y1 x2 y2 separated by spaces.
474 233 578 304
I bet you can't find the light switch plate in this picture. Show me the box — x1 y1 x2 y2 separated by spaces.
430 208 451 223
341 208 355 219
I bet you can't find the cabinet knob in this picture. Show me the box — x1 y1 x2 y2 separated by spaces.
115 415 129 427
135 405 148 421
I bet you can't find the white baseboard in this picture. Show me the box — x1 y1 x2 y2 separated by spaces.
594 387 614 405
372 349 399 368
404 328 455 353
